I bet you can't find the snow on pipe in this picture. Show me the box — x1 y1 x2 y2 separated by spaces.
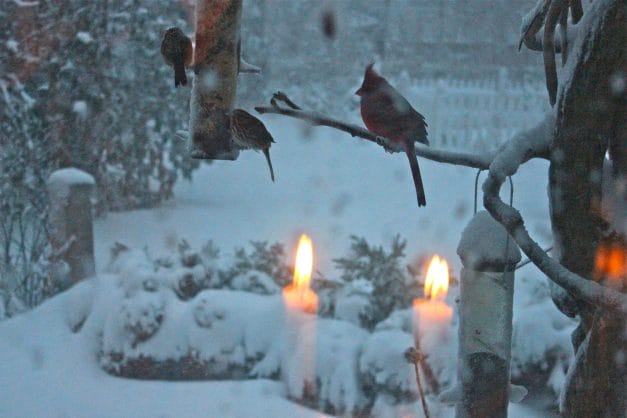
47 168 96 290
189 0 242 160
453 211 523 418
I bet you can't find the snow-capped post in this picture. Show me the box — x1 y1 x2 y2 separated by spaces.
189 0 242 160
47 168 96 291
455 211 521 418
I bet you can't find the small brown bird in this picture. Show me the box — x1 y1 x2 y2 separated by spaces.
161 27 193 87
356 63 429 207
230 109 276 182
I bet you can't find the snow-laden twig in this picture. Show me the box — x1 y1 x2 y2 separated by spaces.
254 93 531 170
482 117 627 314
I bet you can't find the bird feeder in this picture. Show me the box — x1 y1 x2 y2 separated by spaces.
189 0 242 160
455 211 522 418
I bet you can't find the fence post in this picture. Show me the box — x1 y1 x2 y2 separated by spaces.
47 168 96 291
455 211 521 418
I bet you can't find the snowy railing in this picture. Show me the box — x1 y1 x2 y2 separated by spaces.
405 78 549 153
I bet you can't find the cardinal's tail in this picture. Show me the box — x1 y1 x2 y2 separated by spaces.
263 148 275 182
174 63 187 87
404 141 426 207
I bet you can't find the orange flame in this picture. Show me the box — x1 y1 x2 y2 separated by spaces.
595 243 626 283
424 255 450 301
293 234 314 289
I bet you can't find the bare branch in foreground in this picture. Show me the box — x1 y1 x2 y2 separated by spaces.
482 118 627 314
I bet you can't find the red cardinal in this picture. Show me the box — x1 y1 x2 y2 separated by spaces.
161 27 193 88
356 64 428 207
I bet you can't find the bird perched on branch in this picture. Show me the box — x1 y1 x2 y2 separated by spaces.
230 109 276 182
356 63 429 207
161 27 193 87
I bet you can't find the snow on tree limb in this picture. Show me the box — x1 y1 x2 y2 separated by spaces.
519 0 550 51
482 118 627 314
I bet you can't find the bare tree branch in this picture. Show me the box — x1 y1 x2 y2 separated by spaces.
255 94 530 170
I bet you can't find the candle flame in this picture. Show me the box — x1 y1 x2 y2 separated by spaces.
424 255 449 301
293 234 314 289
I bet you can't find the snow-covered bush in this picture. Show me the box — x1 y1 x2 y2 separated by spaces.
218 241 292 293
333 235 420 329
99 245 372 415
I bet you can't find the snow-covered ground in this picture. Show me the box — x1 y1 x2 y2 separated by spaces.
1 115 568 417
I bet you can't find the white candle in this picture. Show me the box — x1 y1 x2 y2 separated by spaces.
282 234 318 400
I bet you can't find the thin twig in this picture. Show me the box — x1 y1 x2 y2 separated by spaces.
405 347 431 418
516 246 553 270
271 91 301 110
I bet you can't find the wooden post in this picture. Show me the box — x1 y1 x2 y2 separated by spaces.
455 211 521 418
47 168 96 291
189 0 242 160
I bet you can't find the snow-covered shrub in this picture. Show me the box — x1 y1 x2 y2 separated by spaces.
100 242 375 415
333 235 420 329
218 241 292 293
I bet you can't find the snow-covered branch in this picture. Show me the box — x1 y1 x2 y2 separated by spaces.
254 93 547 170
518 0 588 105
482 117 627 314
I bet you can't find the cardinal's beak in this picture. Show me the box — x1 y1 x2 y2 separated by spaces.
355 87 363 96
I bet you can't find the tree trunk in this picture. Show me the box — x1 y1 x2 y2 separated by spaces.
548 0 626 416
